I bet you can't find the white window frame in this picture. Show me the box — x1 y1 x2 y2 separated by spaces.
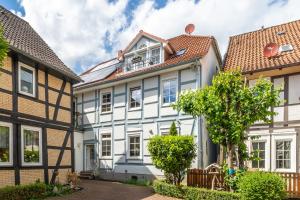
275 140 292 170
0 122 13 166
101 133 112 158
21 125 42 166
251 141 266 169
161 77 177 106
18 62 36 97
129 86 142 110
100 92 112 114
127 134 141 159
150 47 160 65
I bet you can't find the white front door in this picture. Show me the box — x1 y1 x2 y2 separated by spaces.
85 144 95 171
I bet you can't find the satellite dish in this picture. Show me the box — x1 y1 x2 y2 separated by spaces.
263 43 279 58
185 24 195 35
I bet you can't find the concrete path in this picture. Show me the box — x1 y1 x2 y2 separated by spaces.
48 180 180 200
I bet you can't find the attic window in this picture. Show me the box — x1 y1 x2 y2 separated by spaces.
175 49 186 56
279 44 293 53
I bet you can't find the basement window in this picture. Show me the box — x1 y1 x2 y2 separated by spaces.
18 62 36 97
21 125 42 166
0 122 12 166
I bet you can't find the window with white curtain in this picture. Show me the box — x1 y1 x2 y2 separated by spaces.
0 122 12 165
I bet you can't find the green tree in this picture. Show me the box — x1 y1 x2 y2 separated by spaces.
169 121 178 136
148 135 196 185
0 26 8 65
174 70 280 170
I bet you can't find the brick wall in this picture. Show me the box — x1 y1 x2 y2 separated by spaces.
0 170 15 187
20 170 44 185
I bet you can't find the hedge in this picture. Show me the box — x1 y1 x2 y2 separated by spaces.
153 180 241 200
0 183 46 200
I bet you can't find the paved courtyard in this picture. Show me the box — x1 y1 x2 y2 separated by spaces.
48 180 180 200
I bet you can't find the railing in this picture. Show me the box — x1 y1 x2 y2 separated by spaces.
187 169 300 197
125 56 159 72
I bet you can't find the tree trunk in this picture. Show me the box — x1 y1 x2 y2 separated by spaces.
219 145 225 165
226 143 234 169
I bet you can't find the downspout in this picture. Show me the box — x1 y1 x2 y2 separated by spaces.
196 59 203 169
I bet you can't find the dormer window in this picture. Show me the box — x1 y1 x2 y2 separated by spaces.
150 48 160 65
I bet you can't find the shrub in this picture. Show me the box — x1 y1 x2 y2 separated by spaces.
124 178 152 187
169 122 178 136
238 171 286 200
0 182 46 200
148 135 196 185
152 180 185 199
153 180 241 200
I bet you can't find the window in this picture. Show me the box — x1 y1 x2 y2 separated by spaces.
101 134 111 157
101 92 111 113
150 48 160 65
129 135 140 157
0 122 12 165
18 63 35 97
162 79 177 104
276 141 291 169
21 126 42 165
251 142 265 168
129 86 141 108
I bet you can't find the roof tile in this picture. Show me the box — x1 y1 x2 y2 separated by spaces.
224 20 300 73
0 6 80 81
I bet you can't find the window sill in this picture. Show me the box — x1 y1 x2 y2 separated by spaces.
22 163 43 167
100 111 112 115
0 163 13 167
127 157 142 160
128 107 142 112
100 156 112 160
161 103 175 108
18 91 36 99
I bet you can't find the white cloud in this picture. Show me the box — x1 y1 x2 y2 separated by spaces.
16 0 300 73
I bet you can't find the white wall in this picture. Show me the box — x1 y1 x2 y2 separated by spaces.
74 131 83 172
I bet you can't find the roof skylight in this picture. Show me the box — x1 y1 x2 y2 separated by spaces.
279 44 293 53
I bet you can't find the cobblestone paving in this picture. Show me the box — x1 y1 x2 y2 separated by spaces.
48 180 180 200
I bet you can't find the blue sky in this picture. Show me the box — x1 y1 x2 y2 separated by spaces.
2 0 300 74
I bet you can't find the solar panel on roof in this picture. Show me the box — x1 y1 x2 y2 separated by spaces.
79 62 121 85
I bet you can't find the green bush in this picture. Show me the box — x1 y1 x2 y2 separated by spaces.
169 122 178 136
0 182 46 200
238 171 286 200
124 178 152 187
153 180 241 200
148 135 196 185
152 180 185 198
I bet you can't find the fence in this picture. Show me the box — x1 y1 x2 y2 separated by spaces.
187 169 300 198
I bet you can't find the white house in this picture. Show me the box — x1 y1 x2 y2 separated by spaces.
73 29 222 181
224 20 300 173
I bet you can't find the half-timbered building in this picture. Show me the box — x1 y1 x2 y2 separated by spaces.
0 6 81 186
74 30 222 181
224 20 300 172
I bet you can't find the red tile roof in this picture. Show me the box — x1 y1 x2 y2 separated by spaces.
224 20 300 73
76 34 221 89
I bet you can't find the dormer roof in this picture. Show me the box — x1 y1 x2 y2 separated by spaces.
75 32 221 90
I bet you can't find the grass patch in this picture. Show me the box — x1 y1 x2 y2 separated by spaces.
124 178 152 187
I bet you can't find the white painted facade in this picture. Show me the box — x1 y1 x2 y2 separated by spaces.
74 34 221 180
246 73 300 172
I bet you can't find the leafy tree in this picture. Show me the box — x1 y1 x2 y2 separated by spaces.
0 26 8 66
148 135 196 185
169 121 178 136
174 70 280 170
